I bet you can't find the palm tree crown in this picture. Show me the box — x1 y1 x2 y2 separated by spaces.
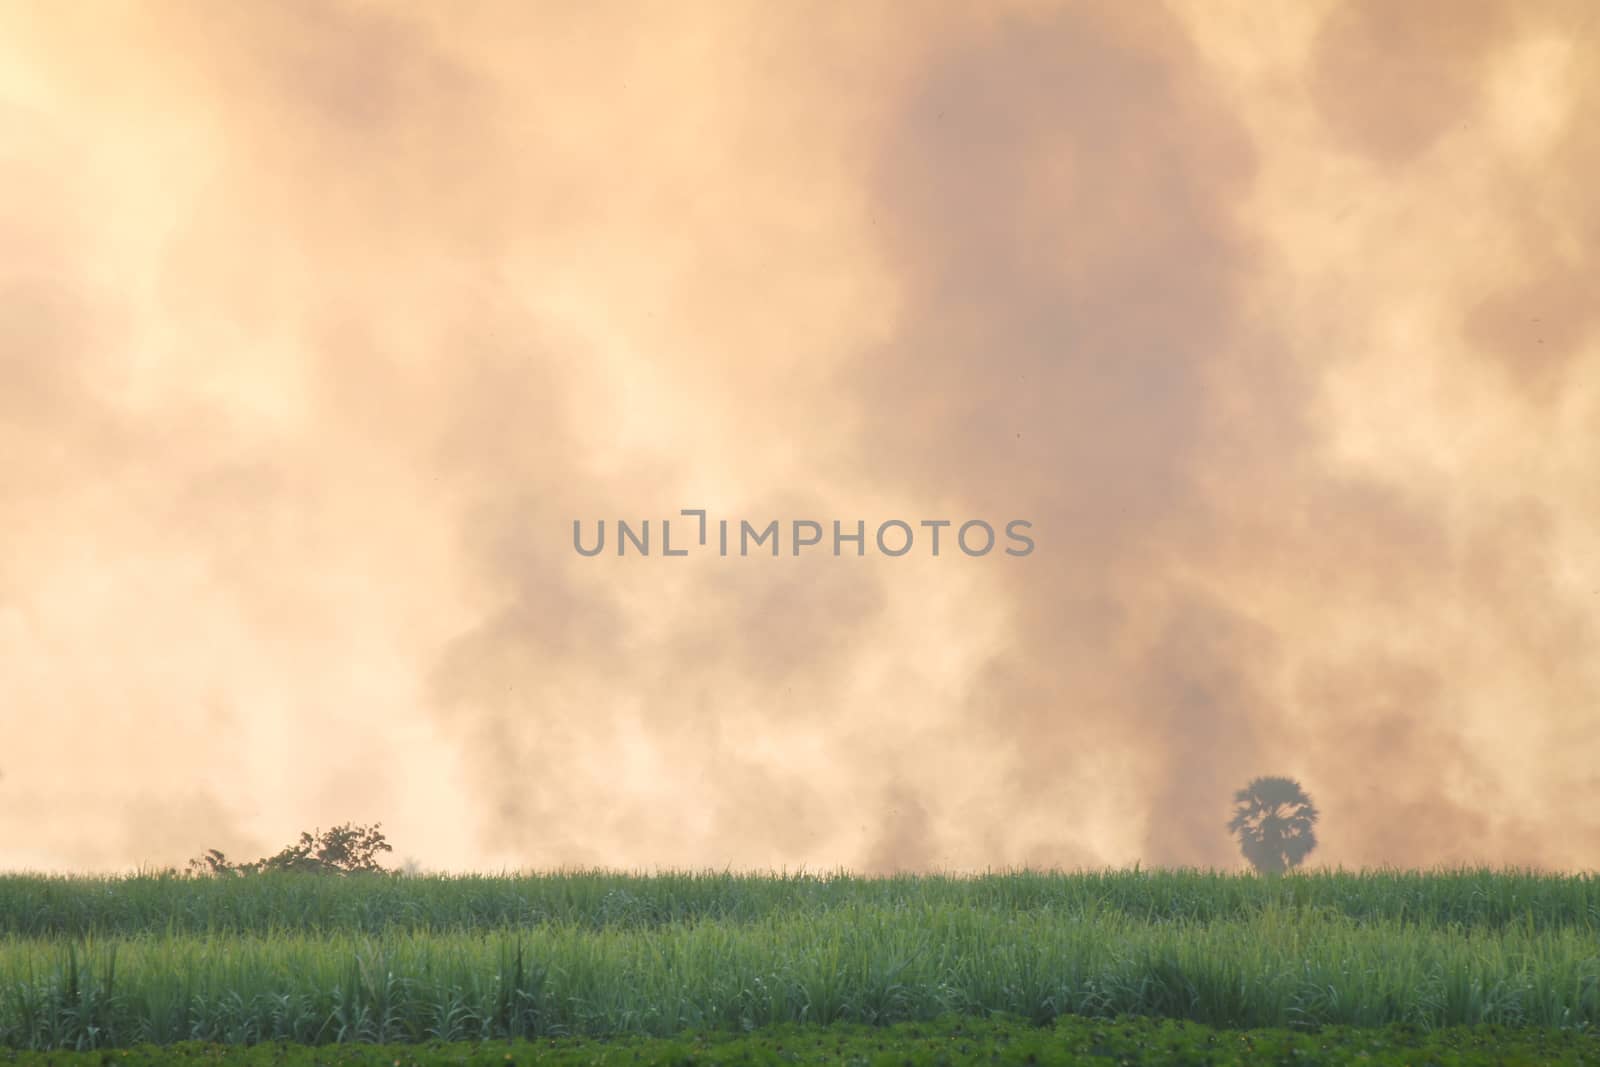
1227 776 1318 874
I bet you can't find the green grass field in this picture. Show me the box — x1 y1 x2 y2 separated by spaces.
5 1016 1600 1066
0 869 1595 1062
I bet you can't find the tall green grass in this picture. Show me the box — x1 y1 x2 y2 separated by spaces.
1 868 1595 937
0 869 1595 1049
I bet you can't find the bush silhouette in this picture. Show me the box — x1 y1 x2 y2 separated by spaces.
188 822 393 876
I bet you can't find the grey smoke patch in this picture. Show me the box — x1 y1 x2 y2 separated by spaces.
1458 9 1600 405
703 754 832 869
121 790 265 872
0 118 130 505
430 490 892 865
863 782 937 875
1309 0 1511 165
1135 593 1279 868
1309 0 1600 403
1268 0 1600 868
659 548 888 695
113 1 911 870
429 547 629 863
4 0 1599 873
850 5 1278 868
421 333 632 864
0 2 540 869
395 207 902 864
1291 654 1559 869
840 1 1600 871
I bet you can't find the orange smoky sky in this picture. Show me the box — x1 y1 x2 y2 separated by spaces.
1 0 1597 874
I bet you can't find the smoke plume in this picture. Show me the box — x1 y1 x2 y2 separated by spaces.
1 1 1596 872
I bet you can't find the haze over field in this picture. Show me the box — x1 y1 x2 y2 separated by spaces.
1 1 1597 874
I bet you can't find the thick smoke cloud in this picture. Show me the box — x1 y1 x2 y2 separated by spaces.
1 1 1595 873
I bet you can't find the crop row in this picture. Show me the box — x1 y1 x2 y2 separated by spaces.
1 867 1596 938
1 903 1596 1048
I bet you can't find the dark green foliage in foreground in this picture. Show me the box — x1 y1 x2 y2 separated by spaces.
2 1016 1598 1067
2 867 1596 939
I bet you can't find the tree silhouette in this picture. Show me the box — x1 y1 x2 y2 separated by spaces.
1227 776 1318 874
254 823 393 874
187 823 393 877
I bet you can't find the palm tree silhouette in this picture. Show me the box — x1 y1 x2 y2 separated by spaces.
1228 776 1318 874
